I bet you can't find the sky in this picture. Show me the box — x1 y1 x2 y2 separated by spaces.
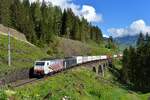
30 0 150 38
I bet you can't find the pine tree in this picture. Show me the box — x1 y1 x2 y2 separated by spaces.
40 0 54 44
0 1 1 23
122 33 150 91
10 0 22 30
137 32 144 46
22 0 37 43
146 33 150 44
128 46 137 83
0 0 104 46
60 9 67 37
52 6 62 36
122 48 129 83
30 1 42 40
63 8 75 38
71 16 80 40
0 0 11 26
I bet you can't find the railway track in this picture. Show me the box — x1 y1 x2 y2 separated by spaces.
10 68 118 88
9 71 63 88
8 59 113 88
9 78 39 88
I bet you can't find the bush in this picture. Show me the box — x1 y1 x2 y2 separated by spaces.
0 90 7 100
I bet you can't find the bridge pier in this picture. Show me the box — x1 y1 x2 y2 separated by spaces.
92 67 96 73
97 64 104 77
86 59 112 77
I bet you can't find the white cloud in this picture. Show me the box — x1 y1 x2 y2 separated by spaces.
80 5 103 22
108 19 150 38
30 0 102 22
103 34 109 38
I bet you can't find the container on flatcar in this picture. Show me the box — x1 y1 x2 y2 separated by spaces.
93 56 98 61
91 56 94 61
119 54 123 57
97 56 101 60
87 56 92 62
75 56 83 64
113 55 118 58
100 55 107 60
82 56 89 63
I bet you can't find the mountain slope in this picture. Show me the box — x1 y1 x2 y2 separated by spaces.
1 65 150 100
57 37 115 57
0 25 116 83
115 35 138 50
0 34 49 82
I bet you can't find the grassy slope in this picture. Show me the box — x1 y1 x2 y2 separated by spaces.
0 34 49 77
0 28 136 99
1 67 150 100
0 32 116 77
57 37 117 57
0 34 150 99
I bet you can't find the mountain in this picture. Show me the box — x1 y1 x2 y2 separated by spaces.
115 35 138 50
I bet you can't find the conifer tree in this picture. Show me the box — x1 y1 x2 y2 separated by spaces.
0 0 104 46
0 0 11 26
137 32 144 46
30 1 42 40
122 33 150 91
60 10 67 37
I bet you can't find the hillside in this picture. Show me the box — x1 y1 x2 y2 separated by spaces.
115 35 138 50
1 61 150 100
0 27 149 100
0 0 103 48
0 24 31 44
0 26 116 83
57 37 115 57
0 34 49 83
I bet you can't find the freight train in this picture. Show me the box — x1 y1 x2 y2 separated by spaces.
34 54 122 76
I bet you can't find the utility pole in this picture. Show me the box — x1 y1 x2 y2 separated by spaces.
8 28 11 66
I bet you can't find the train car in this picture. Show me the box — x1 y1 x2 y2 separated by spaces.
98 56 101 60
97 56 101 60
74 56 83 64
34 59 64 76
49 59 64 73
113 55 118 58
93 56 99 61
90 56 94 61
100 55 107 60
87 56 92 62
82 56 89 63
34 54 112 77
119 54 123 57
63 57 77 69
34 61 48 76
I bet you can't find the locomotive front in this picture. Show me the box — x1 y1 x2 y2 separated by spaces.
34 61 45 76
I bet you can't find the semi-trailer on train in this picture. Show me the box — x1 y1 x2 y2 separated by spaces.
34 54 122 76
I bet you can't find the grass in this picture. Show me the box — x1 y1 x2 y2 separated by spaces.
0 34 49 77
0 66 149 100
57 37 117 57
88 40 117 55
0 33 117 78
1 32 144 99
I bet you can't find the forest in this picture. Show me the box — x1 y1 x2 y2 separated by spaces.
0 0 103 46
122 33 150 92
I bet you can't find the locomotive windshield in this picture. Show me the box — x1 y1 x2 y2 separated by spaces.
35 62 45 66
